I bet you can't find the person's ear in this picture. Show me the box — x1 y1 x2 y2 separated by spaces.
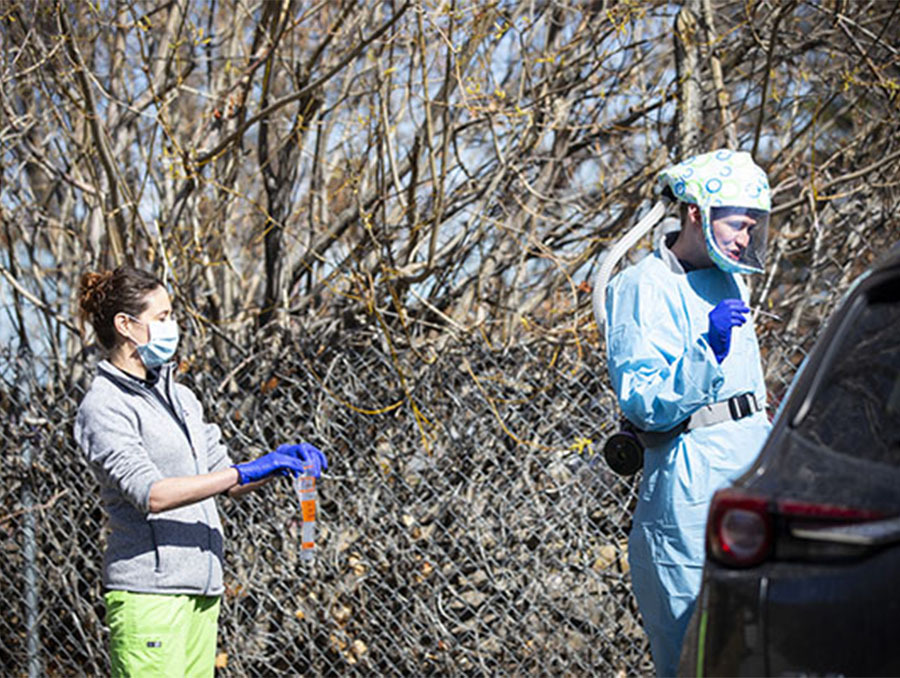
687 204 702 227
113 313 132 341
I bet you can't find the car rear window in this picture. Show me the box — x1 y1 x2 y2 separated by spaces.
797 279 900 466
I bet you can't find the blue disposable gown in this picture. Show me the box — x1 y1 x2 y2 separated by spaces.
605 237 771 677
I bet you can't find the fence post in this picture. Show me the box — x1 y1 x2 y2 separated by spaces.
22 427 41 678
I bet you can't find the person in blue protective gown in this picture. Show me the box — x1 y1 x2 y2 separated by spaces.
604 149 773 676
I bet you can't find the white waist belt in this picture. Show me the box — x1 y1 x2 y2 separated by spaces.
687 392 764 430
633 392 764 448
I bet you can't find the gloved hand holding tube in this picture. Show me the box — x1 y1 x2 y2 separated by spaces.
279 443 327 562
708 298 750 363
275 442 328 478
233 443 327 486
232 451 311 485
235 442 328 559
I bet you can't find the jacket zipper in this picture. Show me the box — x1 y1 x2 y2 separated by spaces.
160 370 218 595
100 363 219 595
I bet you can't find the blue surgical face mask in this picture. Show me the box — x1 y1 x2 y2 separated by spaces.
126 315 179 368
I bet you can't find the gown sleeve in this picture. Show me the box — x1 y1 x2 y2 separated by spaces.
605 268 725 432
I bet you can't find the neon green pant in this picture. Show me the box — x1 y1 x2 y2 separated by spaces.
104 590 221 677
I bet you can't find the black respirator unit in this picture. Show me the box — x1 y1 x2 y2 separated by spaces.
602 417 688 476
602 420 644 476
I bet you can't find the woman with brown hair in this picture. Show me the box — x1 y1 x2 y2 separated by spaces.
75 265 326 677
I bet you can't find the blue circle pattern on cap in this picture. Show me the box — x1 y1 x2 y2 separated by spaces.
658 149 770 274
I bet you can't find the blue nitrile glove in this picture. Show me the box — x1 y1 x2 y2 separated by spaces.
708 298 750 363
275 443 328 479
233 451 310 485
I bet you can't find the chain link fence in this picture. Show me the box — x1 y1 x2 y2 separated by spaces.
2 314 804 677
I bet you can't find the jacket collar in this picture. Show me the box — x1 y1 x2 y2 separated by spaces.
98 360 176 394
658 231 687 275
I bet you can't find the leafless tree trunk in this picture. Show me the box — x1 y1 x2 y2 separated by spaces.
0 0 896 373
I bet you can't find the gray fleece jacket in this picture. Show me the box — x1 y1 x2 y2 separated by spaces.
74 360 232 596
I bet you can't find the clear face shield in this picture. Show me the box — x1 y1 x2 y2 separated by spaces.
707 206 769 274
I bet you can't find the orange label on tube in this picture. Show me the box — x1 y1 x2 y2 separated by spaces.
301 499 316 522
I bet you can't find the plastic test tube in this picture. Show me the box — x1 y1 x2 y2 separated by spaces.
294 467 317 562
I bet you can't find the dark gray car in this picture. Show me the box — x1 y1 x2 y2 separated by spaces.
679 243 900 677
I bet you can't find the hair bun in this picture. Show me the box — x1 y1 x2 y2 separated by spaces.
78 270 114 317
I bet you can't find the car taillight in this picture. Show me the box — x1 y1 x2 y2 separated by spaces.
707 490 773 567
707 490 891 567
